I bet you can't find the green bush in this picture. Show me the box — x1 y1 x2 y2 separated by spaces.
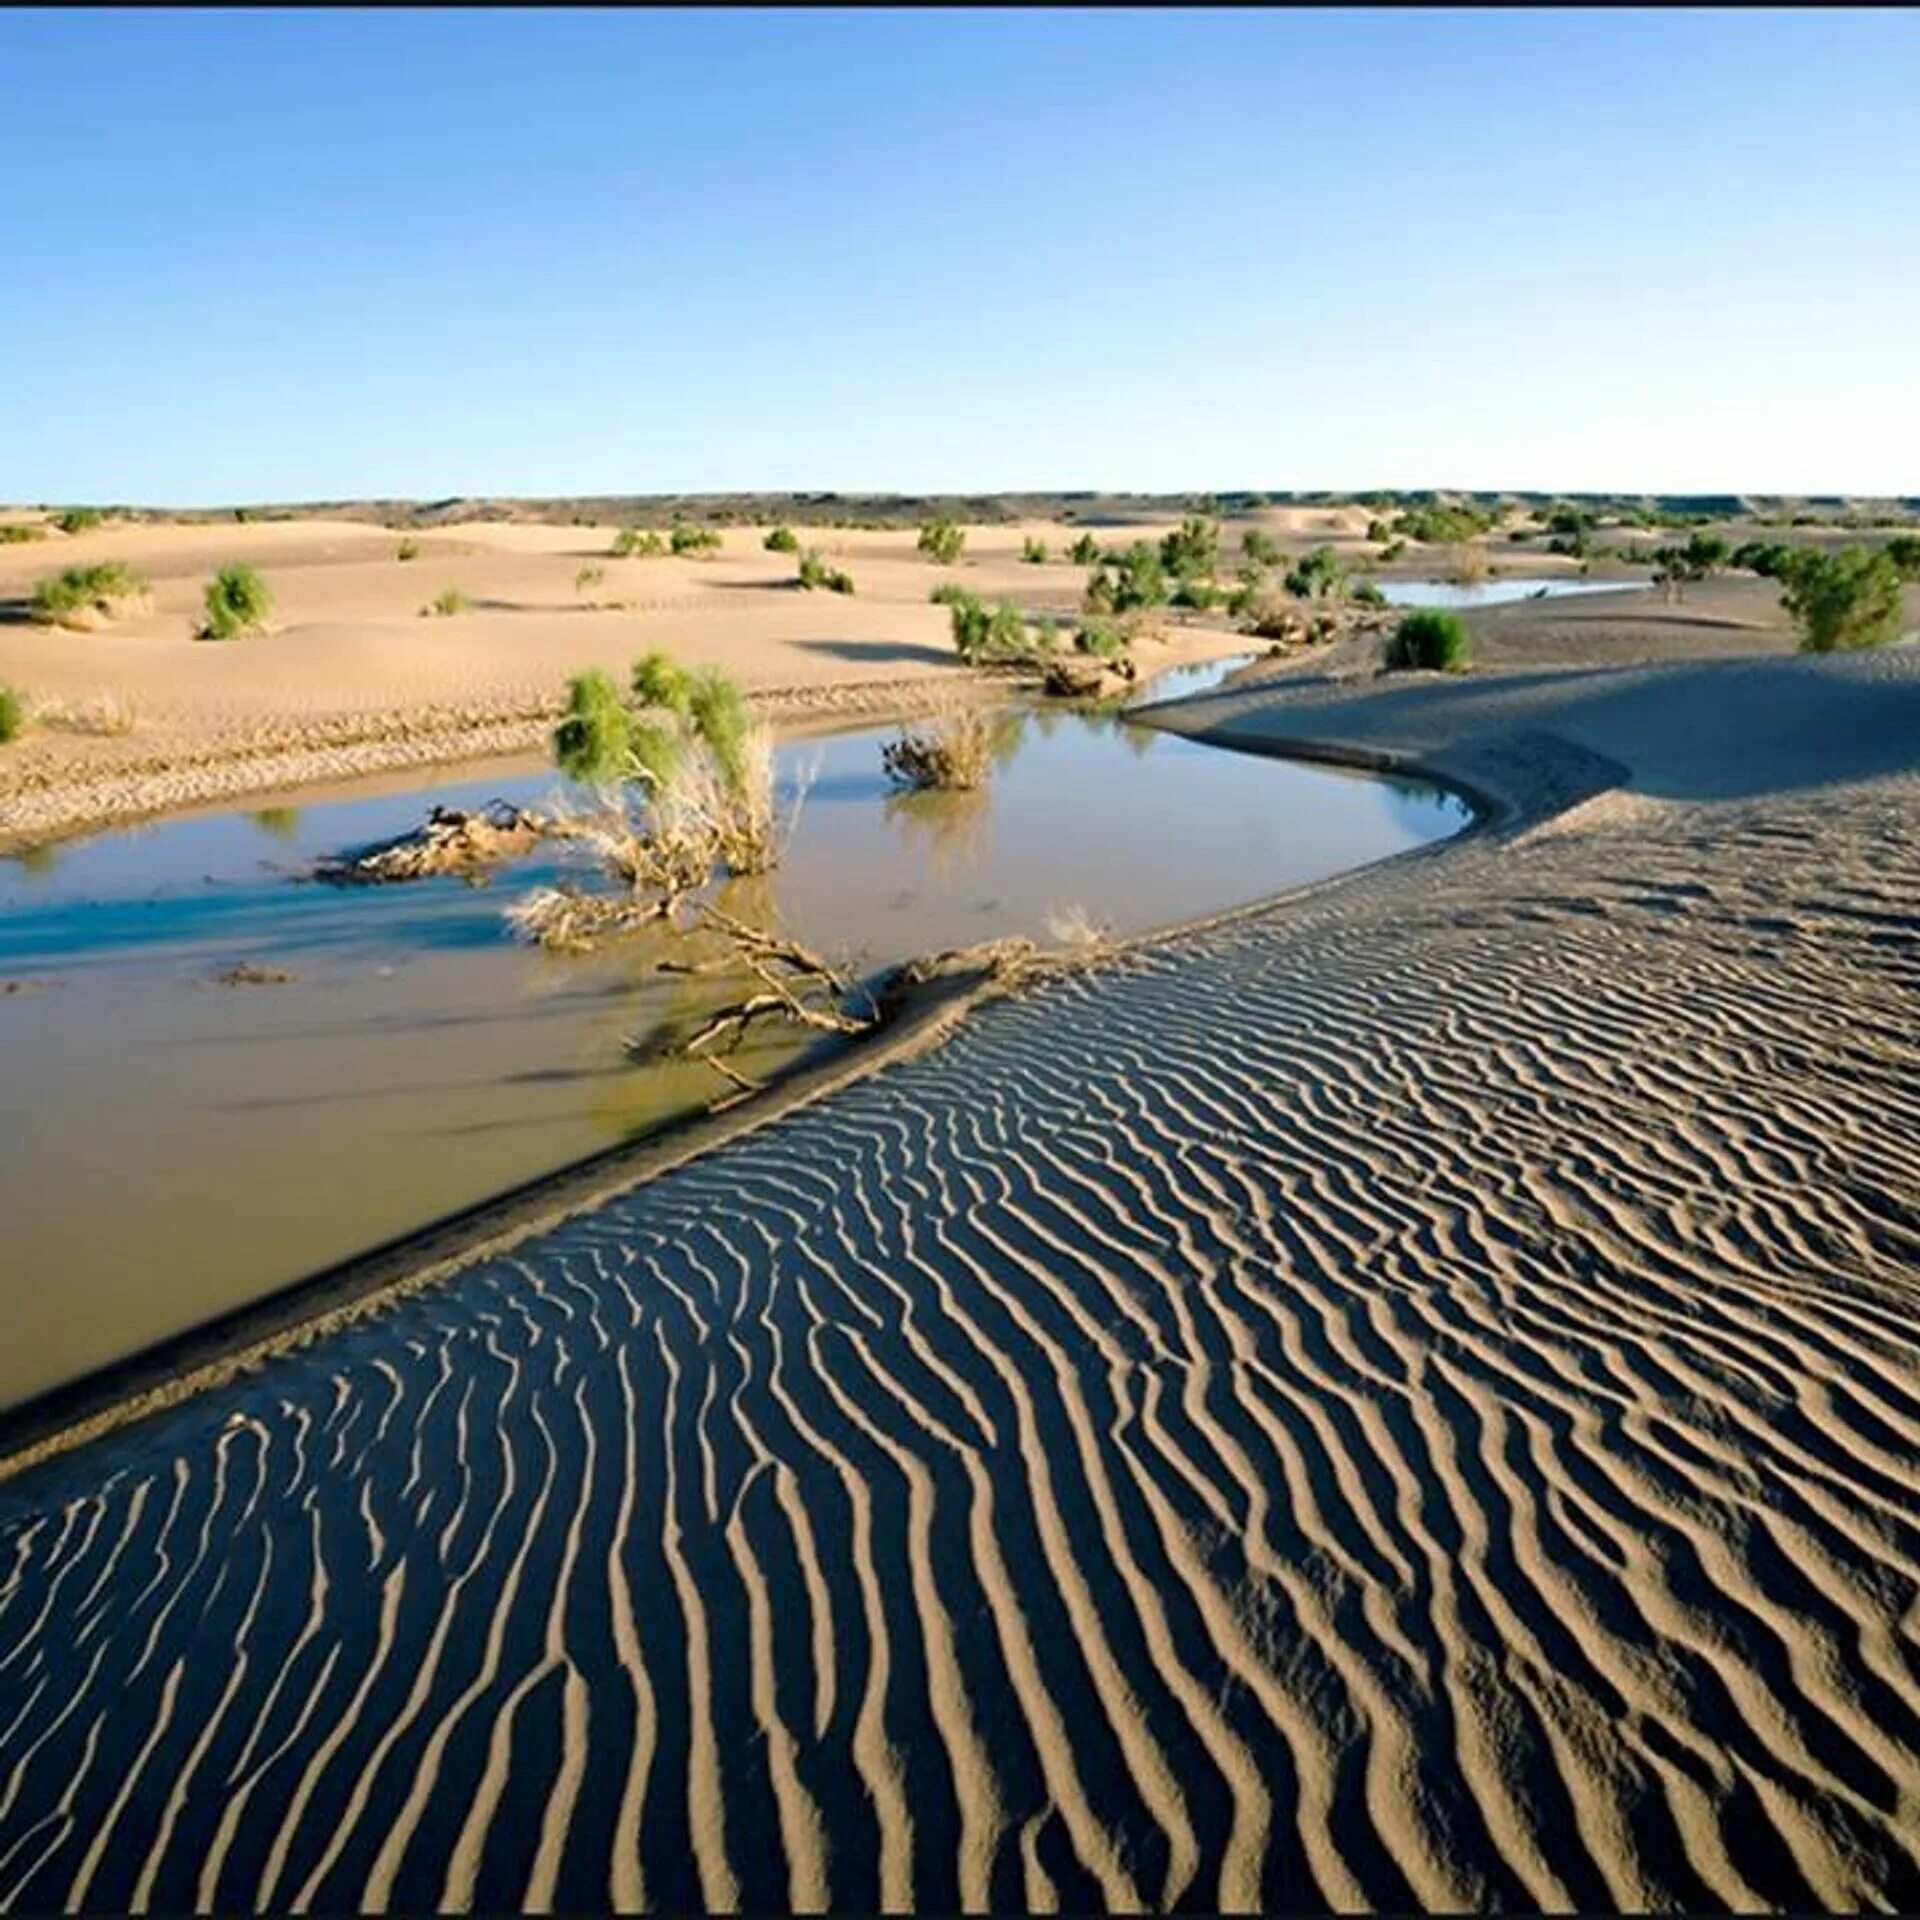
1385 609 1471 672
929 580 971 606
54 509 102 535
1068 532 1101 566
687 666 751 792
1085 542 1167 614
946 591 1026 664
1169 579 1220 611
670 523 722 556
554 667 644 786
612 527 666 558
763 525 800 554
1885 534 1920 581
1240 528 1280 567
797 548 853 593
1392 502 1498 545
1779 546 1904 653
1284 545 1348 601
632 649 693 713
422 587 470 617
1021 536 1049 565
1350 579 1386 607
30 561 149 627
917 518 966 565
0 524 44 545
574 564 605 593
201 563 273 639
1074 619 1126 661
1159 515 1220 581
396 538 420 562
0 685 22 744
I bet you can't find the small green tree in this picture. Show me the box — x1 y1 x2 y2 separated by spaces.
201 563 273 639
917 519 965 565
763 525 800 554
1021 536 1049 565
1240 528 1280 567
1068 532 1101 566
1385 609 1471 672
54 509 102 535
612 527 666 558
1779 546 1904 653
670 523 722 555
1885 534 1920 581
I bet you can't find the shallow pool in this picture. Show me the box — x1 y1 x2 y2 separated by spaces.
1377 578 1641 609
0 701 1470 1406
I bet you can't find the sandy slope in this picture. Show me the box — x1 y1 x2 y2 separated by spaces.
0 650 1916 1909
0 515 1243 847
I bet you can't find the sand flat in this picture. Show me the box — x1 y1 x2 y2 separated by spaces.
0 650 1916 1908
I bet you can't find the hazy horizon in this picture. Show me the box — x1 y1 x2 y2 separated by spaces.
7 6 1918 501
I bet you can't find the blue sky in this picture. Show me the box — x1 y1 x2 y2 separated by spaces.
5 7 1917 502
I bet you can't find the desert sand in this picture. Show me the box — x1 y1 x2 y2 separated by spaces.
0 514 1251 849
0 639 1914 1909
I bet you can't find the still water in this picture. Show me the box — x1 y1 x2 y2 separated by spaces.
0 699 1469 1405
1377 578 1641 609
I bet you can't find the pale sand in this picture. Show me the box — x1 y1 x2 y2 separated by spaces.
0 515 1242 848
0 649 1916 1908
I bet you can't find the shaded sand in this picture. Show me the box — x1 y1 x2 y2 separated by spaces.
0 516 1244 849
1 650 1918 1908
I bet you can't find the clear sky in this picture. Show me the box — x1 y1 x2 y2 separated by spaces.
6 7 1917 503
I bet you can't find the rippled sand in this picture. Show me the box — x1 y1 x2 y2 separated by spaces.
1 651 1916 1911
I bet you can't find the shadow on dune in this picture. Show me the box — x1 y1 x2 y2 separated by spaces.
793 636 955 668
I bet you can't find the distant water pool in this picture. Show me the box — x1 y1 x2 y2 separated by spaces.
1377 578 1641 609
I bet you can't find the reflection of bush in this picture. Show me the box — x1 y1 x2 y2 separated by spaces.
883 785 990 881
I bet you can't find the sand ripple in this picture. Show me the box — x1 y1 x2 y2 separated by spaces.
1 702 1918 1909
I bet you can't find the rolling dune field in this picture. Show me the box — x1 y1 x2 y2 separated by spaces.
0 652 1916 1911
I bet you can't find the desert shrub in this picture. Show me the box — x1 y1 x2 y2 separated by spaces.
1885 534 1920 581
1351 579 1386 607
929 579 971 606
1385 609 1471 672
422 587 470 617
946 592 1029 665
1447 542 1490 588
1240 528 1280 567
0 524 44 545
1022 536 1049 564
1284 544 1348 601
763 525 800 554
1074 619 1127 660
1068 532 1101 566
1380 537 1407 563
1731 540 1797 579
631 649 694 714
1029 613 1060 653
612 527 666 558
1170 579 1221 611
1085 542 1166 614
1779 546 1904 653
30 561 150 627
1650 531 1731 600
575 564 605 593
686 666 752 793
670 523 721 556
881 706 994 791
54 509 102 535
797 549 855 593
1159 515 1220 581
1393 502 1498 545
397 538 420 561
0 685 21 744
197 563 272 639
917 518 966 565
555 668 642 786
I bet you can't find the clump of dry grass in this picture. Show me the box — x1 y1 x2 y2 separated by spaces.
31 691 138 737
881 704 995 791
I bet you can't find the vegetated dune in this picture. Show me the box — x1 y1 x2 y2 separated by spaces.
0 514 1241 847
0 653 1918 1911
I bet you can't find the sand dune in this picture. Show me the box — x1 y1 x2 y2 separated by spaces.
0 651 1917 1909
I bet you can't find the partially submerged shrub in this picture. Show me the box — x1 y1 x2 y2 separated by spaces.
1779 546 1904 653
0 685 22 744
1021 536 1049 564
881 705 994 791
422 586 470 617
30 561 150 628
917 518 966 565
763 525 800 554
555 667 647 786
632 648 694 714
200 563 272 639
1385 609 1471 672
670 522 722 556
612 527 666 558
